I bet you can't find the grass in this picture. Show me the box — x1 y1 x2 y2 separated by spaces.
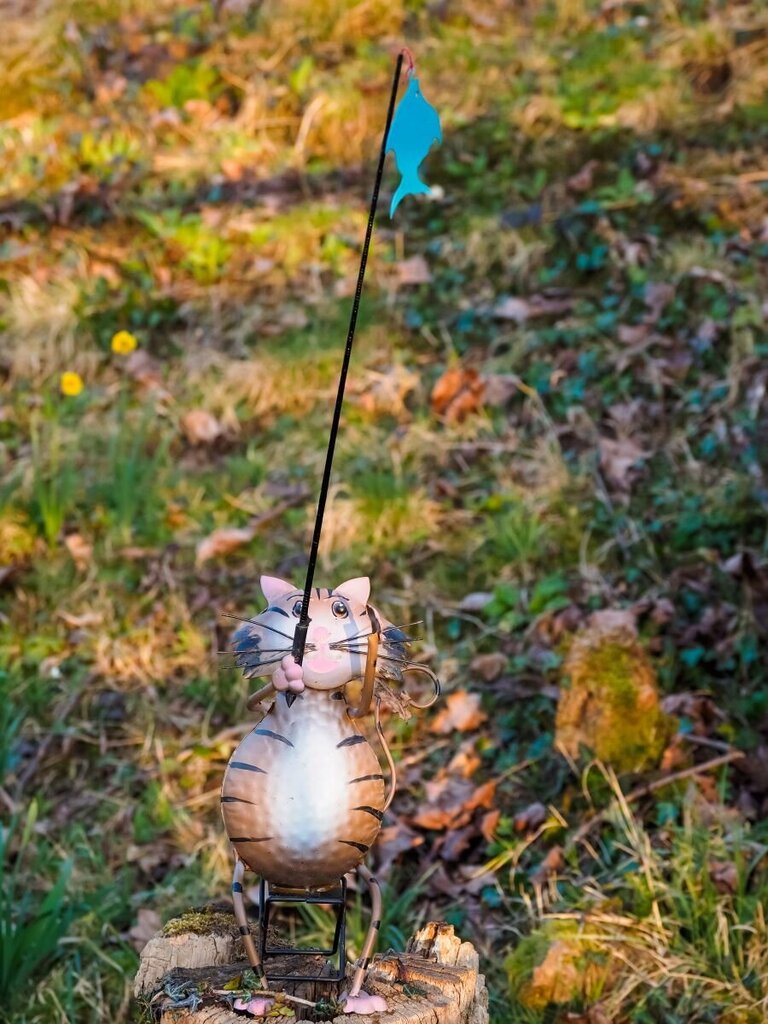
0 0 767 1021
0 806 77 1021
501 768 768 1022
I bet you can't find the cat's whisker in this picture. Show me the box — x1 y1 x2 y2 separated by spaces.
334 619 416 645
223 654 286 667
234 645 314 655
221 613 294 642
331 621 423 648
334 627 376 645
334 647 408 665
332 634 421 651
233 648 316 661
332 647 410 659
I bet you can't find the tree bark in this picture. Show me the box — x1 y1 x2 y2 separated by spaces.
135 911 488 1024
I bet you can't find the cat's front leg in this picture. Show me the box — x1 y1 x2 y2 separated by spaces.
272 654 304 693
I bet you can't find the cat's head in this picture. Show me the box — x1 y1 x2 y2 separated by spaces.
232 575 376 690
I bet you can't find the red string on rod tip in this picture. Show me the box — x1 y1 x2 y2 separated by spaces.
400 46 415 76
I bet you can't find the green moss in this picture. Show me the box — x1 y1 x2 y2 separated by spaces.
505 920 613 1010
505 926 555 998
556 625 677 773
161 907 237 938
582 643 640 712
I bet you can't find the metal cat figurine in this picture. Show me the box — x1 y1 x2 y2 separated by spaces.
223 574 439 1015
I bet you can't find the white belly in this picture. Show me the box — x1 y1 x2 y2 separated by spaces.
268 715 349 853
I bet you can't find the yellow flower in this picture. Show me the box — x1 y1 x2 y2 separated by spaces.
60 371 84 397
111 330 138 355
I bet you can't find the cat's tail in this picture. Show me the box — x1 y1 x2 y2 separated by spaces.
375 697 397 811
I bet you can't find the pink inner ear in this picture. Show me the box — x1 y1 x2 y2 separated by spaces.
337 576 371 606
260 575 296 605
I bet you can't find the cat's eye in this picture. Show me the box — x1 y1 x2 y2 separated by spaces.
292 600 303 617
331 600 348 619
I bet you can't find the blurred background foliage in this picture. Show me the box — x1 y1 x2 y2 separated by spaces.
1 0 768 1021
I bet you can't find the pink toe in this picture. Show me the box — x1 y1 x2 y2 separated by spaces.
234 996 274 1016
343 992 388 1014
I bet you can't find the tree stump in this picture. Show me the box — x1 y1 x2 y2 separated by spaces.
135 906 488 1024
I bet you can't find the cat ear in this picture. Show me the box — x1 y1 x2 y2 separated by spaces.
337 576 371 606
260 575 296 604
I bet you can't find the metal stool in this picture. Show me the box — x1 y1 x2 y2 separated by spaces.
258 876 347 983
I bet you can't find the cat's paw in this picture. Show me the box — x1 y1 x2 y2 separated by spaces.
233 995 274 1016
342 991 387 1014
273 654 305 693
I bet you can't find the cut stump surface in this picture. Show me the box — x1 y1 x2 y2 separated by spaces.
136 911 488 1024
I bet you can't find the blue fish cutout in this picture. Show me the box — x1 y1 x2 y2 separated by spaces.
385 75 442 218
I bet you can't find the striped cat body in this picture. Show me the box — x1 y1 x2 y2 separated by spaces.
223 573 432 1013
222 687 384 889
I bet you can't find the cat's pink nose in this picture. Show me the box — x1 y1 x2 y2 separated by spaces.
310 626 330 643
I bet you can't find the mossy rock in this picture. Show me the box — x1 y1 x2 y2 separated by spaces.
0 511 36 566
555 610 676 773
505 920 613 1010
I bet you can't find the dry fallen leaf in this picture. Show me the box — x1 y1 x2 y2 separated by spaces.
494 293 574 322
599 437 648 491
459 591 494 612
524 924 606 1004
493 296 530 322
481 808 501 842
483 374 523 407
430 690 487 734
57 609 103 629
661 691 724 735
411 775 497 832
588 608 639 635
220 157 246 182
439 823 477 861
396 254 432 286
429 863 488 898
644 280 675 323
356 365 419 419
708 859 738 894
374 822 424 875
181 408 223 445
530 845 565 886
514 801 548 833
410 804 455 831
566 159 599 193
279 306 309 330
470 652 508 682
196 500 305 569
431 368 485 423
64 533 93 571
660 735 688 773
128 908 162 952
195 525 256 566
118 546 159 560
464 779 497 813
124 349 166 392
447 738 482 779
